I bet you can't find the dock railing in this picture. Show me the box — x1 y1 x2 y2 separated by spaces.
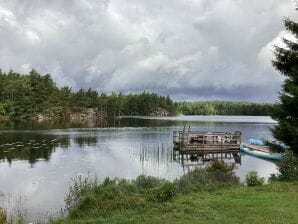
173 131 241 152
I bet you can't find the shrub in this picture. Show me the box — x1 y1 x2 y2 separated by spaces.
175 168 211 193
209 171 240 184
176 166 239 193
207 160 234 173
277 152 298 181
133 175 166 190
65 175 98 210
147 182 176 202
246 171 264 186
115 179 139 194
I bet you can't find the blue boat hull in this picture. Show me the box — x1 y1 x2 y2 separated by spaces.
240 144 283 161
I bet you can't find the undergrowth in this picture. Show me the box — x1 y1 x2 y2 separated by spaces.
52 159 298 224
61 160 240 220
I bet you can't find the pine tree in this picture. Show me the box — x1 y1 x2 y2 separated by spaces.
271 15 298 153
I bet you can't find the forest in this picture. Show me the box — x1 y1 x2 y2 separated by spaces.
0 69 272 120
0 69 176 119
178 101 272 116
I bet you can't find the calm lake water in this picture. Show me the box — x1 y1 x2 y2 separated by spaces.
0 116 277 222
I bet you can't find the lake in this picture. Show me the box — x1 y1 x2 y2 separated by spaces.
0 116 277 222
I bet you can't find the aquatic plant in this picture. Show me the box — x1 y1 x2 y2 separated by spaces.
0 208 7 224
0 208 24 224
64 174 98 210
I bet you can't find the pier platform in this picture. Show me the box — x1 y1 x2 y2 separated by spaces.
173 130 241 164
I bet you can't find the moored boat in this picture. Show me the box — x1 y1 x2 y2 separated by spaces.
249 138 287 149
240 143 284 161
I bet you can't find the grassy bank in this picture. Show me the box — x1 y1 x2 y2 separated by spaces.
53 165 298 224
55 182 298 224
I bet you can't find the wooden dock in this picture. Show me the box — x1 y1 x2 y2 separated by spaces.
173 130 241 164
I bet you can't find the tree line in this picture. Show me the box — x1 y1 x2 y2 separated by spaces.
0 69 176 119
177 101 272 116
0 69 273 120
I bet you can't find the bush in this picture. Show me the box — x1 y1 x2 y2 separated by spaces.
147 182 176 202
176 166 239 193
175 168 211 193
277 152 298 181
246 171 264 186
207 160 234 173
65 175 98 210
133 175 166 190
68 178 145 218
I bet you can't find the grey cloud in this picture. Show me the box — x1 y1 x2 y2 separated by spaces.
0 0 297 102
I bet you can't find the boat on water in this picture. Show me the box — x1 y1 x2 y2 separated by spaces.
249 138 286 149
240 143 284 161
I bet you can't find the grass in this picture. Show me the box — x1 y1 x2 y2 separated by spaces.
53 166 298 224
55 182 298 224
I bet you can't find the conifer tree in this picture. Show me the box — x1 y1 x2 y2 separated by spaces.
271 14 298 153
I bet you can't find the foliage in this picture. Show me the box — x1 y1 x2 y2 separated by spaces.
246 171 264 186
276 152 298 181
63 164 240 217
66 178 145 218
0 103 8 116
64 175 98 210
147 182 176 202
55 179 298 224
133 175 166 190
0 69 278 121
206 159 234 173
176 166 239 194
0 69 176 119
270 13 298 153
178 101 272 116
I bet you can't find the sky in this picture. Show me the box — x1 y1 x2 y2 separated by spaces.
0 0 297 102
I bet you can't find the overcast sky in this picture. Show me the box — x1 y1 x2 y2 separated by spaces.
0 0 297 102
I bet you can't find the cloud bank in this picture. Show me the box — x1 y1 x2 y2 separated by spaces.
0 0 297 101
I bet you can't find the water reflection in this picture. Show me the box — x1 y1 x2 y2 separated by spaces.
173 150 241 174
0 119 113 130
0 133 70 166
74 136 98 147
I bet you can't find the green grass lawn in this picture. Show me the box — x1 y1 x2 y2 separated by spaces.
55 181 298 224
